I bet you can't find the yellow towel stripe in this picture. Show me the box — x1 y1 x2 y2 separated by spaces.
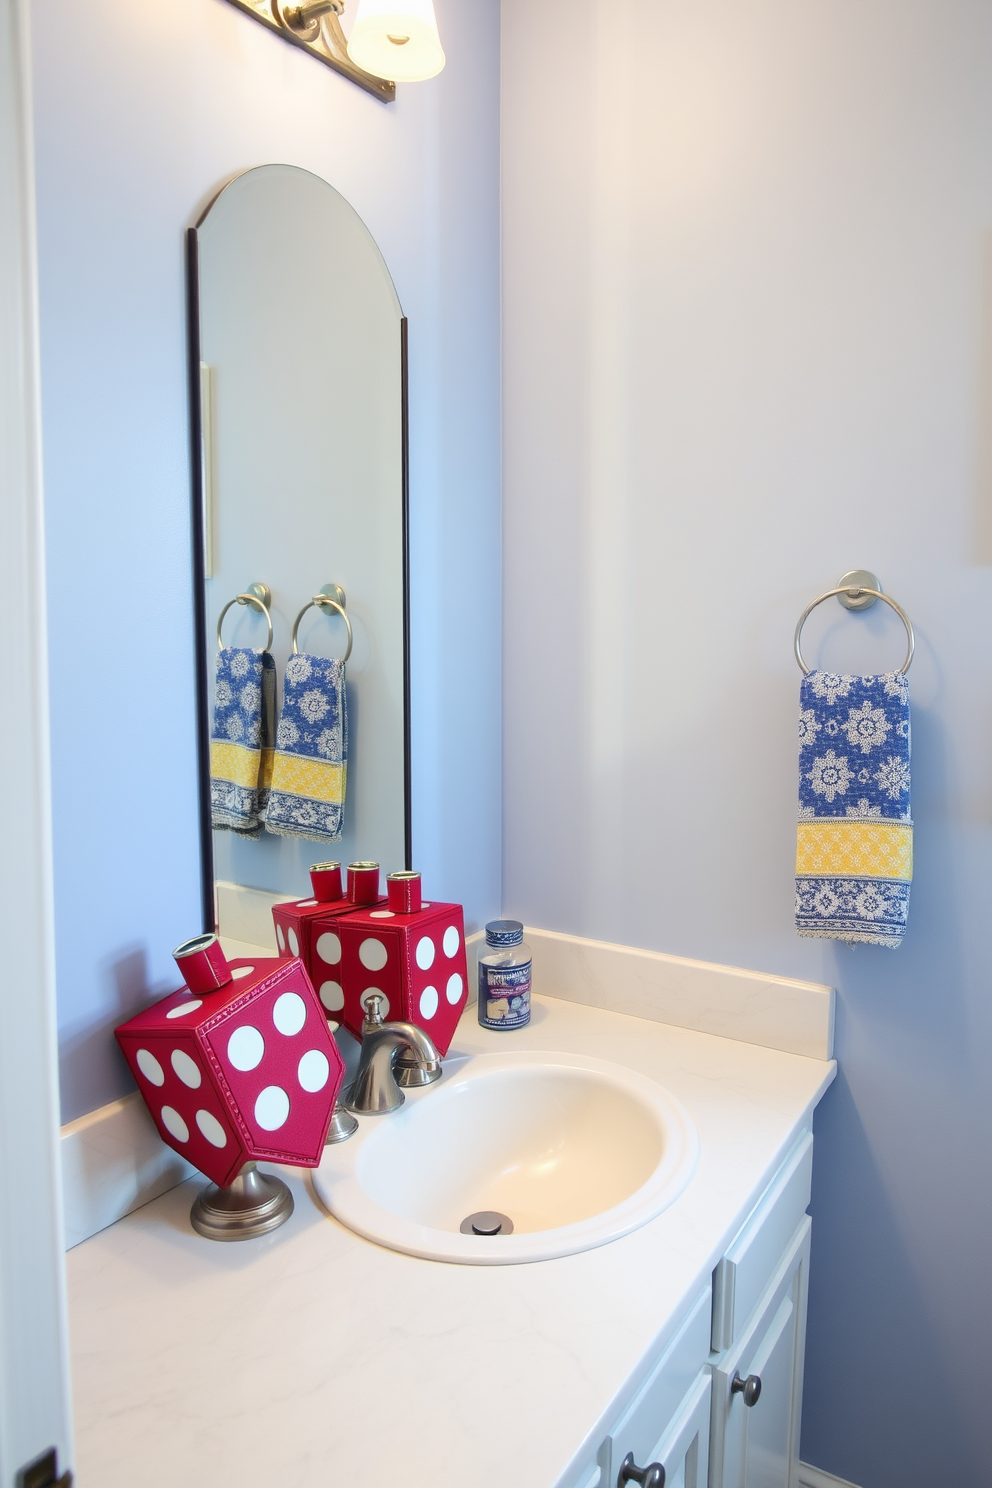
211 740 262 790
796 820 913 883
269 753 346 806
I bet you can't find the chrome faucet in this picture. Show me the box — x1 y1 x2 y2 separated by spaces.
345 993 442 1114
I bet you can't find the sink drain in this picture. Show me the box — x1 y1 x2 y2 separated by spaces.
460 1210 514 1236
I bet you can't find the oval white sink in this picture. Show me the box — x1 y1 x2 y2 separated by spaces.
313 1050 699 1264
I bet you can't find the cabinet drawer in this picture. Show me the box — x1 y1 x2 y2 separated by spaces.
605 1288 710 1486
711 1131 813 1351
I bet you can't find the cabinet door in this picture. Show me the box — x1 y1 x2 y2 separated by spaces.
654 1371 711 1488
710 1218 810 1488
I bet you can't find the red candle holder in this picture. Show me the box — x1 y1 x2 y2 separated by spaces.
309 861 343 902
347 861 380 904
173 933 232 994
387 871 422 915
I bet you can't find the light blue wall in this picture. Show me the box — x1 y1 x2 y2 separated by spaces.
32 0 501 1124
501 1 992 1483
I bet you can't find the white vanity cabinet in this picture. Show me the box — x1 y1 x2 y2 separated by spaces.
569 1131 815 1488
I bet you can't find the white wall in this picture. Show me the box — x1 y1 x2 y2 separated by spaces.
32 0 501 1123
502 1 992 1483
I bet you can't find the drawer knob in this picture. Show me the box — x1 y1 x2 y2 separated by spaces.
731 1372 762 1408
617 1452 665 1488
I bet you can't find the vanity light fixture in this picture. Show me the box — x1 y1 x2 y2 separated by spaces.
222 0 444 101
348 0 445 82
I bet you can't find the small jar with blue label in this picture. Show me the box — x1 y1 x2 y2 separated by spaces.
478 920 532 1030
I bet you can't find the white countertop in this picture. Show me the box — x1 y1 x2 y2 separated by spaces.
67 994 835 1488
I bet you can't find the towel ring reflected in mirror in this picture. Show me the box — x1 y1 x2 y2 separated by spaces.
292 586 354 662
216 584 273 652
794 573 915 677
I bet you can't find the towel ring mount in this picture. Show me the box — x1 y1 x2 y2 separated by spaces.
794 571 914 676
292 583 354 662
217 583 273 651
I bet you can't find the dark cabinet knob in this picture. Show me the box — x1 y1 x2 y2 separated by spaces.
731 1371 762 1407
617 1451 665 1488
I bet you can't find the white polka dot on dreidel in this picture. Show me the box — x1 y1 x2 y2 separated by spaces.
227 1024 264 1071
276 925 286 951
298 1049 330 1092
196 1110 228 1148
443 926 460 957
160 1105 189 1142
171 1050 202 1089
136 1049 165 1086
320 981 344 1012
416 936 435 970
316 932 341 965
419 986 438 1020
359 937 388 971
288 928 300 957
273 992 307 1036
255 1086 290 1131
165 999 202 1019
446 972 463 1005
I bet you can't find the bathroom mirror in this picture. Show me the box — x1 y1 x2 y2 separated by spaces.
188 165 410 932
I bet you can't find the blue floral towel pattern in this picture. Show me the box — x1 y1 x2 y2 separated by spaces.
263 653 348 842
210 647 275 835
796 671 912 948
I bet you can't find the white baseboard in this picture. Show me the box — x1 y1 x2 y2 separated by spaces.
798 1463 862 1488
61 1093 196 1249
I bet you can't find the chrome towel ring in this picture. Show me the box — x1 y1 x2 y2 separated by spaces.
794 570 914 676
292 584 354 662
217 583 273 651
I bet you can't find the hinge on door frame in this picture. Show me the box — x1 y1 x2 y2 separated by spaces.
15 1447 72 1488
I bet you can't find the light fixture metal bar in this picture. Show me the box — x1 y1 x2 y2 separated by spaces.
220 0 395 102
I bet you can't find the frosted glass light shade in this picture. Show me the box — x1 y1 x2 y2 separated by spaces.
347 0 445 82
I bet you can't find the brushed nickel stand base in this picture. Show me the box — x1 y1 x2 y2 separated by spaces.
325 1101 359 1143
190 1162 294 1241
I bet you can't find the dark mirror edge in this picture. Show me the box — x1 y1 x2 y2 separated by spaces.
186 226 217 933
401 315 412 871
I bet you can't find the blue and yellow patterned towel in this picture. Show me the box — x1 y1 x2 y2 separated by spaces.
263 653 348 842
211 647 275 835
796 671 912 947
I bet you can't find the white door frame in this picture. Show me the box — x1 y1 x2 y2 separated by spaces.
0 0 73 1480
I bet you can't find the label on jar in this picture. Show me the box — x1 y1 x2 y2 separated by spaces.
478 960 532 1030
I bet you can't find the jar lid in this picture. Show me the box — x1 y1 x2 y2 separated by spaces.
485 919 524 947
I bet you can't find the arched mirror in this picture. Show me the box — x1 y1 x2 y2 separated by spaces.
188 165 410 933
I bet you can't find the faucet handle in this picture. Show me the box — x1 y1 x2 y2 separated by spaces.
362 993 386 1036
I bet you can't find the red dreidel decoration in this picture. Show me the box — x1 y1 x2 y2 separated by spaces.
115 933 346 1240
305 860 389 1020
335 872 469 1066
270 860 369 991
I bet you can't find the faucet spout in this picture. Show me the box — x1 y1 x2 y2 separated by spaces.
346 1002 442 1115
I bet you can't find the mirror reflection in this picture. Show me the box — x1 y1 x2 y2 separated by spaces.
190 164 410 927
